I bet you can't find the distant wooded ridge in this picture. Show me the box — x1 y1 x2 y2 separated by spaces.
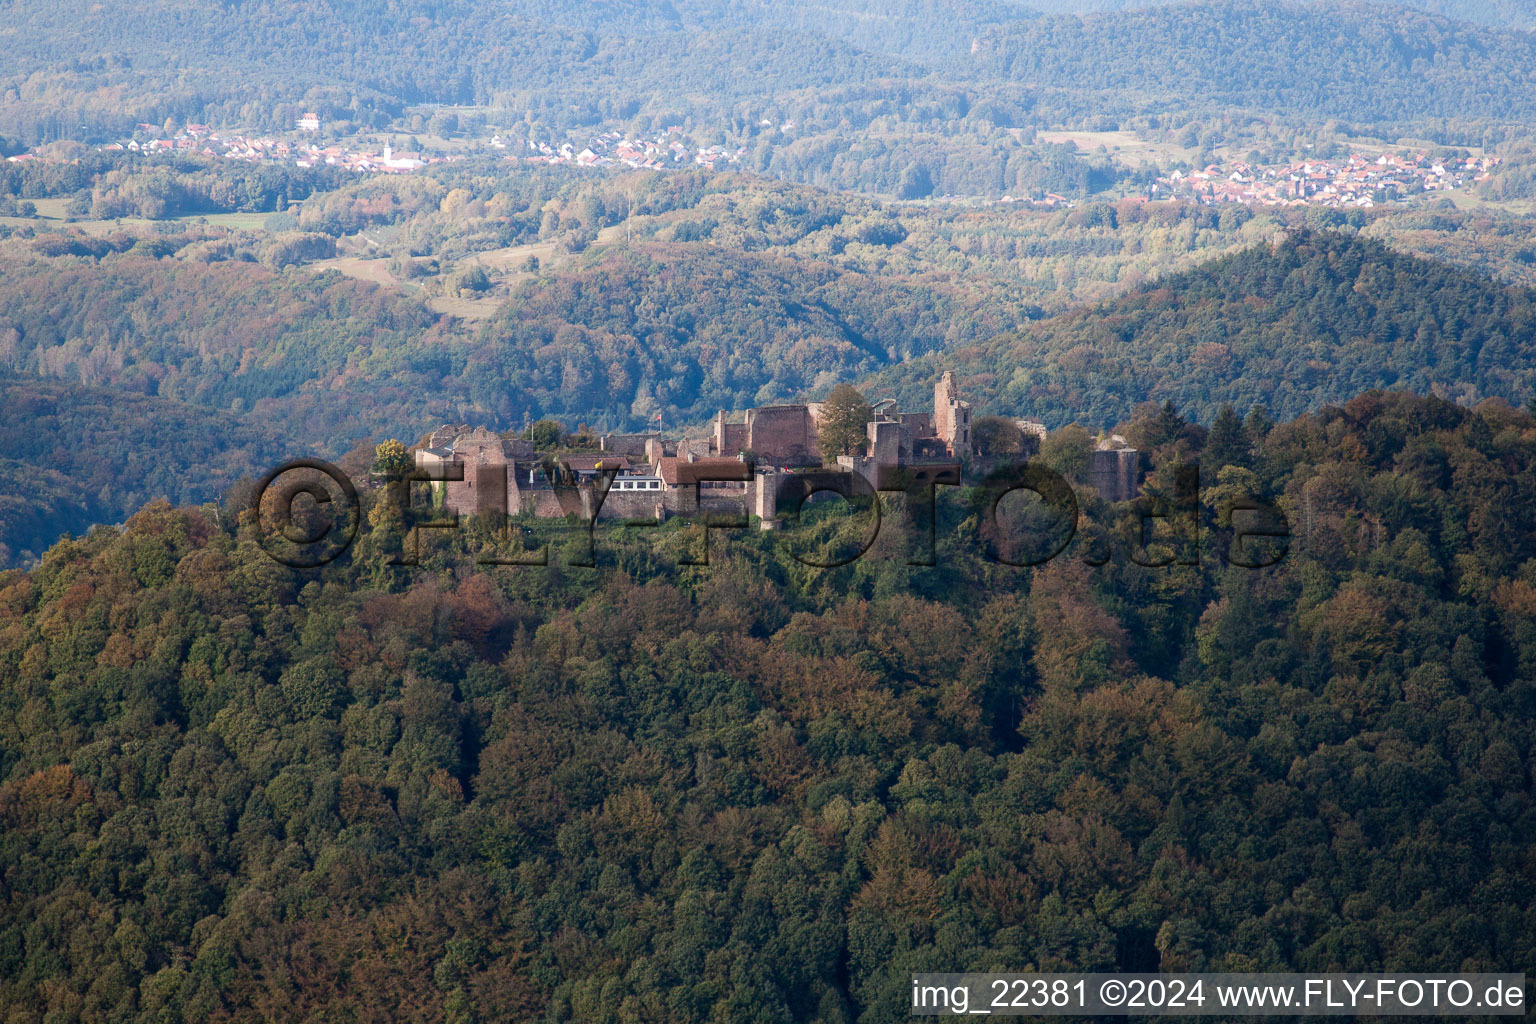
2 0 1535 146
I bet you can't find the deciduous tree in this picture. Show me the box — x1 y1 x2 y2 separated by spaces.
818 383 873 459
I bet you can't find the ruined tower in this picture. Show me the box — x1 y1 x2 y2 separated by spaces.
933 371 972 460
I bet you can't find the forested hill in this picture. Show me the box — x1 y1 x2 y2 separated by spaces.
1015 0 1536 31
0 0 988 140
867 229 1536 426
973 0 1536 124
6 0 1536 141
0 391 1532 1019
462 242 1035 428
0 380 289 567
0 229 1035 441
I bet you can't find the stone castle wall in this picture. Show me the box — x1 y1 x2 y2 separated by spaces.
746 405 819 465
600 434 654 457
593 489 666 520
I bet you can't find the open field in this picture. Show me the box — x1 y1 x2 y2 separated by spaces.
0 197 68 228
1441 191 1535 214
427 293 504 319
1316 136 1488 160
1390 138 1486 157
311 254 401 287
313 239 561 320
466 239 558 273
0 199 272 234
26 198 69 219
71 211 273 235
1035 129 1200 167
421 238 557 320
420 240 555 320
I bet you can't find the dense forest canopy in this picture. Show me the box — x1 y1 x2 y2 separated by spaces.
0 391 1532 1020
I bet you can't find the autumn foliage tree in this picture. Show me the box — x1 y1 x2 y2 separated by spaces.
817 383 874 459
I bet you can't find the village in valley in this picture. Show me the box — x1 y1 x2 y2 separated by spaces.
1145 150 1501 208
518 126 757 172
54 113 754 177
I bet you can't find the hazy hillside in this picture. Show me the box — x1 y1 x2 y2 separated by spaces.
0 248 443 436
4 0 1534 143
0 169 1257 449
0 230 1026 442
461 241 1042 427
1016 0 1536 30
0 380 288 566
974 0 1536 124
0 2 916 142
0 0 1014 141
867 230 1536 424
732 0 1039 61
1384 0 1536 27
